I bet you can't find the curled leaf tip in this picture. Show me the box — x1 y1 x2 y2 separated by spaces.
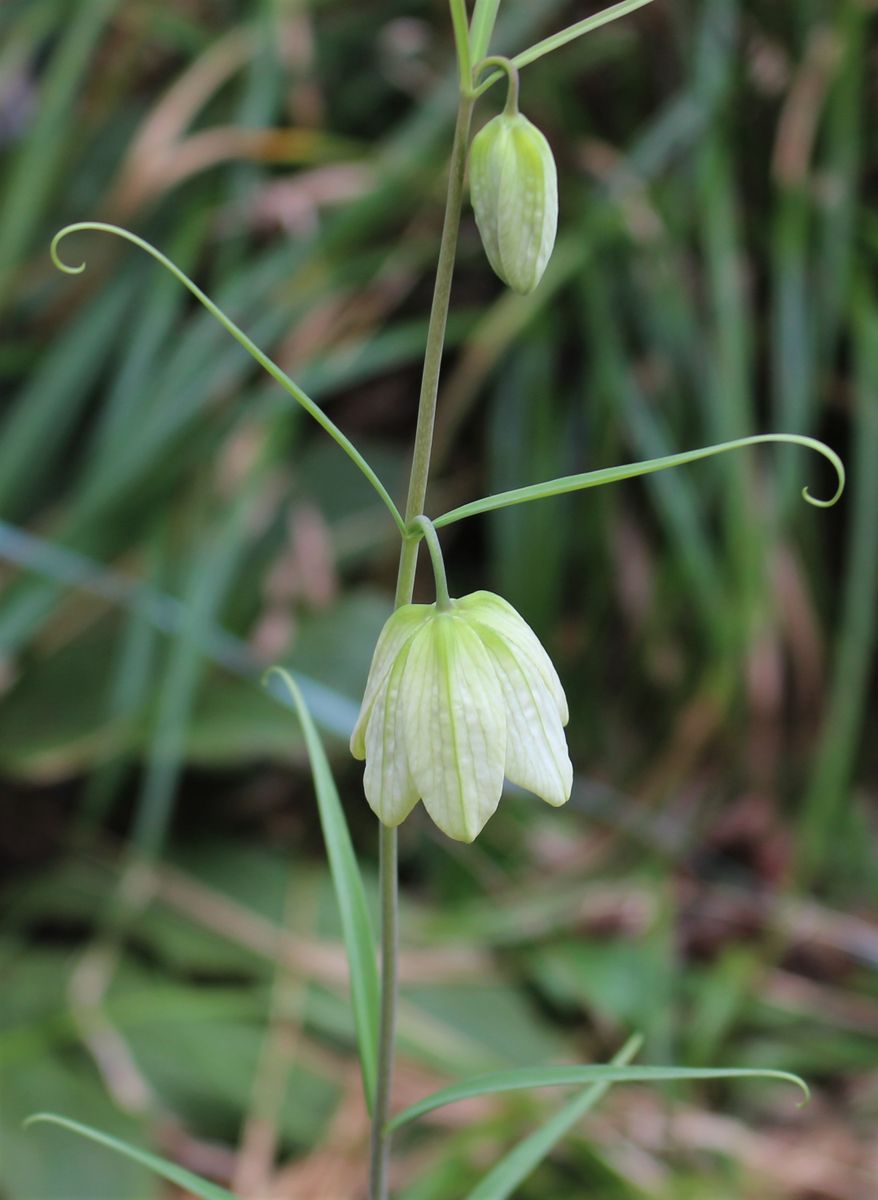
764 1070 810 1106
50 226 87 275
792 436 845 508
262 665 297 702
802 468 845 509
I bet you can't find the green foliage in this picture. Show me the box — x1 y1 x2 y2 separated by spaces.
464 1035 643 1200
25 1115 239 1200
388 1064 807 1132
265 668 380 1109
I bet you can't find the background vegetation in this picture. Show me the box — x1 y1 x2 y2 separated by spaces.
1 1 876 1197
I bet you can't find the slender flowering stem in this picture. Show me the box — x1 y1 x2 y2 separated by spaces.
478 56 520 114
368 44 475 1200
394 93 474 608
368 823 398 1199
409 516 451 610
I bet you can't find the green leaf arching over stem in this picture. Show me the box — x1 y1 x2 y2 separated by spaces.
434 433 845 529
475 0 659 98
50 223 406 536
388 1064 809 1133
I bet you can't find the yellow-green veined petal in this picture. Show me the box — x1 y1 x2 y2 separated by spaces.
350 603 432 760
362 637 421 826
455 591 568 723
476 624 572 807
401 614 507 843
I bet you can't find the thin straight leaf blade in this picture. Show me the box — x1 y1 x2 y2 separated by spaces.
265 668 379 1109
466 1034 642 1200
25 1115 239 1200
514 0 656 70
0 0 118 307
476 0 657 94
470 0 502 61
799 295 878 877
132 496 253 860
387 1064 809 1132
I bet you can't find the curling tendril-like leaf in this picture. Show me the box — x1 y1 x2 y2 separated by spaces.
50 222 406 535
433 434 845 529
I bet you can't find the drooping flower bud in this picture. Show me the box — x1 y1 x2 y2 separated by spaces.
351 591 572 843
469 111 558 294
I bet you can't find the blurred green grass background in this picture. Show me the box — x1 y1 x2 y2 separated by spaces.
1 1 876 1197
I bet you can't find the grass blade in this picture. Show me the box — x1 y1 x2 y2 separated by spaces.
0 519 360 739
387 1064 808 1132
465 1034 643 1200
0 275 135 518
0 0 118 308
131 495 253 860
25 1114 239 1200
799 293 878 879
264 667 379 1109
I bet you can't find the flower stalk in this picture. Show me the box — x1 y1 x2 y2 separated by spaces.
369 34 475 1200
409 516 451 610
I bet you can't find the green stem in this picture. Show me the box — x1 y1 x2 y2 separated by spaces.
369 62 475 1200
394 94 474 607
478 56 519 114
409 516 451 609
368 822 398 1199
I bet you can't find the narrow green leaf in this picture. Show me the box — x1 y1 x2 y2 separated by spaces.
132 496 253 860
0 519 360 739
50 223 406 535
0 0 118 307
264 668 380 1109
449 0 472 82
387 1064 809 1132
434 434 845 528
25 1114 239 1200
476 0 657 95
470 0 502 62
0 275 136 517
465 1034 642 1200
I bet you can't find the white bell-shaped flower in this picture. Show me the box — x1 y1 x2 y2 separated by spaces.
351 591 572 842
469 110 558 295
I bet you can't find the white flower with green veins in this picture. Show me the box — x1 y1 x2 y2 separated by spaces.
351 591 572 843
469 108 558 295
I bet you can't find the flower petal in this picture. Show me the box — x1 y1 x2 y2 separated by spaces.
362 638 420 826
401 614 506 843
454 592 568 723
476 625 572 807
350 603 432 760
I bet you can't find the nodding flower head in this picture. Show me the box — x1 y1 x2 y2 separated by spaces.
351 591 572 843
469 110 558 295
